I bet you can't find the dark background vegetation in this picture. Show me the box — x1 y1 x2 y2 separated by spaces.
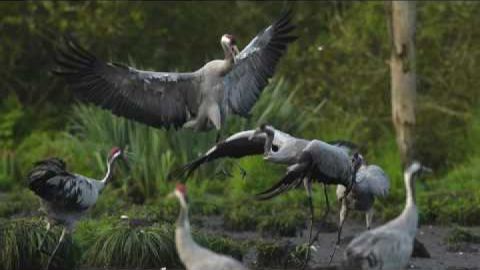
1 1 479 269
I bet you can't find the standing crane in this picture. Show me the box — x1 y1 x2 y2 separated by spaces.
343 161 432 270
53 10 297 141
169 183 249 270
171 124 363 268
27 147 127 270
329 157 390 263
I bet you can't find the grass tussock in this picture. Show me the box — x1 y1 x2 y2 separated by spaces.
0 218 77 270
195 233 246 261
255 240 307 268
84 223 180 269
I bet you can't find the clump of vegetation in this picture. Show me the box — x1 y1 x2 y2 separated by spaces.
224 203 259 231
446 227 480 244
0 189 40 218
84 222 180 269
445 226 480 253
195 233 246 261
255 240 307 268
0 218 78 270
257 209 304 237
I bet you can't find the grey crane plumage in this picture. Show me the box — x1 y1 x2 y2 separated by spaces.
169 183 249 270
172 124 362 269
27 147 126 269
329 160 390 264
173 126 309 178
53 10 296 135
343 161 432 270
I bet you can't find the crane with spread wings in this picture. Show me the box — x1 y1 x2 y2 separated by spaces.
53 10 297 139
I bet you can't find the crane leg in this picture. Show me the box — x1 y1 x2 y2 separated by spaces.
38 222 51 255
321 183 330 222
45 227 67 270
366 208 374 230
301 177 314 270
328 199 348 265
308 184 331 250
236 163 247 179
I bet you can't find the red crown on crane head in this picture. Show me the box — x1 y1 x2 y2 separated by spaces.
109 147 122 159
176 183 187 195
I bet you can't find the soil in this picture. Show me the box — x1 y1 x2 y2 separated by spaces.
197 216 480 270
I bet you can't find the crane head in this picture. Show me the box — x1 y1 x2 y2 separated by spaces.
176 183 187 196
221 34 240 61
405 161 433 179
167 183 189 207
352 152 364 172
249 123 274 140
108 147 122 160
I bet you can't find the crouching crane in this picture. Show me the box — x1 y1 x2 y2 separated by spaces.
329 156 390 263
53 10 297 141
27 147 127 269
343 161 432 270
169 183 249 270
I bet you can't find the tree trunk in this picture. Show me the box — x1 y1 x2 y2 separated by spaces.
387 1 417 168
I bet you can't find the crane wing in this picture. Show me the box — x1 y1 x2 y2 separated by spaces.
28 158 97 211
255 152 312 200
327 140 360 156
223 9 297 116
169 130 266 179
355 165 390 197
53 36 200 129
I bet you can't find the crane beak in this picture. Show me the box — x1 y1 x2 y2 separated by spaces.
121 154 131 171
249 129 261 141
422 166 433 174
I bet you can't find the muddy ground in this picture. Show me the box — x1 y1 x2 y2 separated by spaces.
198 216 480 270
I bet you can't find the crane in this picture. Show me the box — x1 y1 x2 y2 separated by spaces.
168 183 249 270
329 157 390 263
27 147 127 270
53 10 297 141
343 161 432 270
171 124 362 268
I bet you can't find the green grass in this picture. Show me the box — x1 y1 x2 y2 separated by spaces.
84 222 180 269
255 240 307 268
0 218 78 270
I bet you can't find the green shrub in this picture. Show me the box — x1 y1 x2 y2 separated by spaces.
0 188 39 218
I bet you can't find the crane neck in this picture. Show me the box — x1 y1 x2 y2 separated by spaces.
404 171 416 208
263 127 275 155
398 170 419 238
100 156 117 190
176 195 190 230
175 194 200 267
